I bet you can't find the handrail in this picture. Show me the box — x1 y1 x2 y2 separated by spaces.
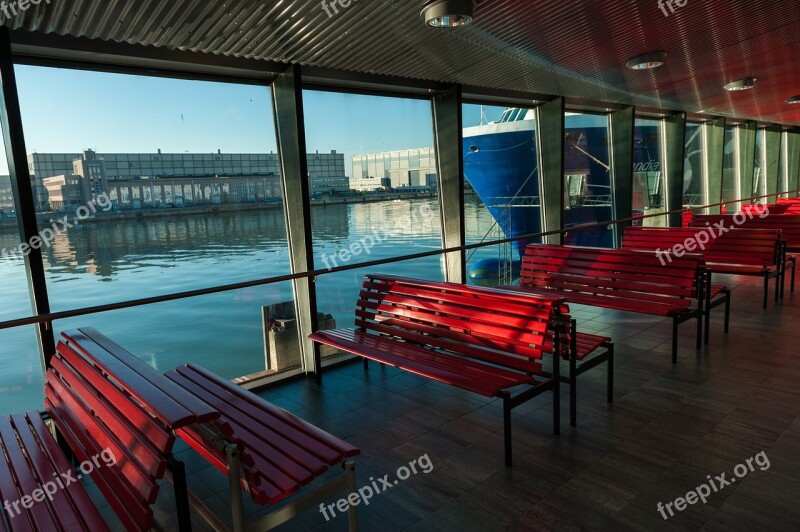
0 189 797 332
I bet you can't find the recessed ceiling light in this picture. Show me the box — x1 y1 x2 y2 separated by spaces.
786 95 800 104
724 77 756 91
421 0 476 28
625 52 666 70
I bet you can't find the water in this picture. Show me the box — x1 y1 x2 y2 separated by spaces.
0 196 497 413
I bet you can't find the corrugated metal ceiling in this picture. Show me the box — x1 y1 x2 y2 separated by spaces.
3 0 800 125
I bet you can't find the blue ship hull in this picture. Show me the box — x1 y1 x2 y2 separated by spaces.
463 115 668 254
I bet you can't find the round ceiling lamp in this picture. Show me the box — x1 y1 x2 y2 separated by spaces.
625 52 666 70
724 77 757 91
421 0 477 28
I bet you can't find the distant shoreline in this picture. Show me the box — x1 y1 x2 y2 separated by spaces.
0 190 442 228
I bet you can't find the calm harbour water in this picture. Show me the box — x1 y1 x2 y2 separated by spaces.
0 196 498 413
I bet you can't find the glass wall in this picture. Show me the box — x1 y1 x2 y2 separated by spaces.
683 122 706 210
13 66 296 380
462 104 541 286
633 118 666 226
0 130 45 414
303 90 445 347
721 125 739 211
563 112 614 247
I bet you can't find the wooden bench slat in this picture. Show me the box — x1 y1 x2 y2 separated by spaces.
0 418 38 532
354 316 544 373
165 371 319 486
51 352 171 474
66 328 218 428
22 412 110 531
45 372 161 505
312 329 534 397
45 393 152 532
0 417 61 531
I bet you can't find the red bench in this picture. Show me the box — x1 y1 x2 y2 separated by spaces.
310 274 613 463
46 328 220 531
689 214 796 295
0 412 110 531
505 244 705 364
165 363 361 531
623 225 783 315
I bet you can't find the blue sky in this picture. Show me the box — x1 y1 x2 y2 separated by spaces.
0 66 493 176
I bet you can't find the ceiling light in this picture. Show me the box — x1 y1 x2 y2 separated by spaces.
724 77 756 91
786 95 800 104
421 0 476 28
625 52 666 70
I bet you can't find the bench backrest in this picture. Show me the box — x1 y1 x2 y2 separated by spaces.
45 328 217 531
520 244 702 309
356 274 565 375
622 226 780 267
691 214 800 248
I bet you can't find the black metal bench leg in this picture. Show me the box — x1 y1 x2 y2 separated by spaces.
606 344 614 404
553 351 560 436
791 258 796 292
168 457 193 532
775 273 781 303
724 292 731 332
363 358 369 371
502 392 512 467
569 355 577 427
763 276 769 309
314 345 323 385
672 318 679 364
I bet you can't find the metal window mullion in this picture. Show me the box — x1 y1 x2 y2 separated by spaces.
609 106 634 247
663 112 686 227
0 27 55 370
272 65 318 376
537 98 564 244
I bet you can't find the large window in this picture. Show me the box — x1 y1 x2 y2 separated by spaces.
462 103 541 286
633 118 666 226
14 66 295 381
304 91 445 345
683 122 706 209
564 112 614 247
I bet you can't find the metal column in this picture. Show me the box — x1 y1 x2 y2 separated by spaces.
537 98 564 244
705 118 726 213
663 112 686 227
609 106 634 246
782 130 800 197
272 65 320 379
764 126 782 202
0 27 55 368
432 85 465 283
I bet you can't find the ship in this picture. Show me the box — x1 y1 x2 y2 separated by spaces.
463 108 696 285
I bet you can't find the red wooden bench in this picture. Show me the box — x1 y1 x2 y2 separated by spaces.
46 328 220 531
310 274 613 463
505 244 705 364
0 412 110 531
689 214 796 296
165 363 361 532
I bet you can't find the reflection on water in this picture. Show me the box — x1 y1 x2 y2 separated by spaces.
0 197 495 414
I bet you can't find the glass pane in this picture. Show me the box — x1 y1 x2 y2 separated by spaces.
304 90 442 272
0 128 45 413
15 66 291 311
56 282 296 380
721 125 739 211
633 118 666 226
15 66 294 380
462 104 541 286
564 113 614 247
683 122 706 209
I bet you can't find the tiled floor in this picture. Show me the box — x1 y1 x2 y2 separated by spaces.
96 274 800 531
